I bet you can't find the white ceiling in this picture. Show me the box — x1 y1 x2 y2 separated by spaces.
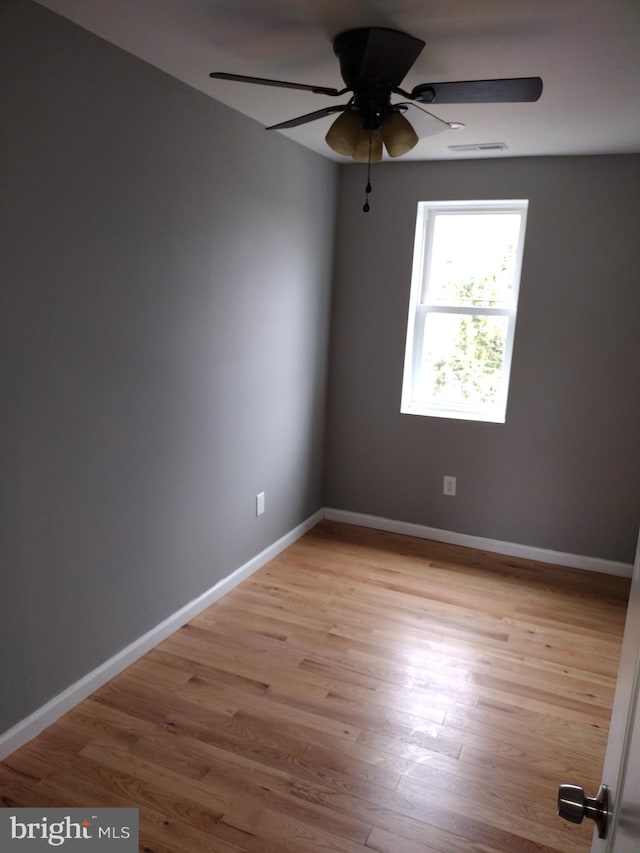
36 0 640 162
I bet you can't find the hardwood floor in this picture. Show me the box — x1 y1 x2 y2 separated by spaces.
0 521 630 852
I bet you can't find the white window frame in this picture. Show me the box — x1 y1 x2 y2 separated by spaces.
400 199 528 423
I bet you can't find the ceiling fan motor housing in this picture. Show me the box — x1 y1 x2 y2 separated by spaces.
332 28 425 127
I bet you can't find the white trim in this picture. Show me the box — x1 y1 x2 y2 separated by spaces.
2 506 630 760
0 510 323 761
323 508 633 578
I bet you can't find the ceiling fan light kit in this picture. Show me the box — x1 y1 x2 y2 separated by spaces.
353 128 383 164
324 110 362 156
325 110 416 161
381 112 419 157
209 26 542 209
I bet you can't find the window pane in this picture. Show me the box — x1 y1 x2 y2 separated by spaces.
415 312 509 410
425 213 522 307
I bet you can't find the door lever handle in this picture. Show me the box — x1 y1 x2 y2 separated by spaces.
558 783 609 838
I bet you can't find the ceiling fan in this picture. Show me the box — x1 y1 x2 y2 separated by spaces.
210 26 542 163
210 27 541 211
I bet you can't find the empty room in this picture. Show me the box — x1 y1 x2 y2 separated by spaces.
2 1 640 851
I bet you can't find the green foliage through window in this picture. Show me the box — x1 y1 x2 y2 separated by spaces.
430 247 514 405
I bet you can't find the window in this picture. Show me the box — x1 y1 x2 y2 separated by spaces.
401 199 528 423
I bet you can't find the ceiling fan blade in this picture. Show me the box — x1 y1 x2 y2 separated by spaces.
411 77 543 104
266 105 350 131
397 103 455 139
209 72 342 97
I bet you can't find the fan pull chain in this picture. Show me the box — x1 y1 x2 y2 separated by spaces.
363 130 373 213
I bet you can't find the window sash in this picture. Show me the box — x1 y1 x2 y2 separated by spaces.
420 206 525 309
407 304 517 421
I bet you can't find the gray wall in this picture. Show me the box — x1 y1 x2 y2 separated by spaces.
3 0 639 742
326 155 640 563
1 0 337 734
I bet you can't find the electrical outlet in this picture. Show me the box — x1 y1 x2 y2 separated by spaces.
256 491 265 516
443 475 457 496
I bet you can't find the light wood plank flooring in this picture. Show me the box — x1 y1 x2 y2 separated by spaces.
0 521 630 852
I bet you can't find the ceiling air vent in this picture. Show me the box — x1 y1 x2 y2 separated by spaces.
448 142 508 152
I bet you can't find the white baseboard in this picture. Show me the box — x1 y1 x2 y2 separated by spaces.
2 506 630 760
0 510 323 761
323 508 633 578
